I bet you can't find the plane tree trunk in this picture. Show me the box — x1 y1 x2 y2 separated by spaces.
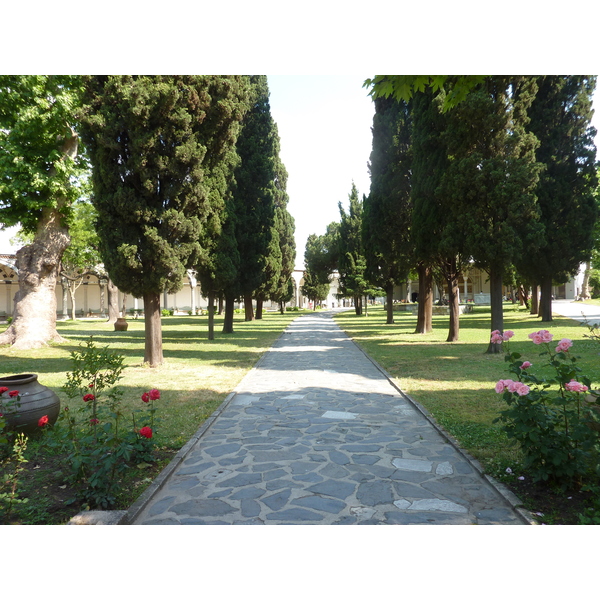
0 207 70 349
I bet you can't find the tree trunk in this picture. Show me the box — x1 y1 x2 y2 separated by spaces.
581 262 592 300
445 268 460 343
0 207 70 349
415 264 433 334
99 280 106 318
255 297 263 320
486 268 504 354
279 301 285 315
364 295 368 317
222 293 235 334
68 283 77 320
354 294 362 316
540 276 553 322
386 285 394 324
106 279 119 324
218 293 224 315
207 291 215 340
530 283 539 315
244 293 254 321
60 277 69 319
142 292 163 367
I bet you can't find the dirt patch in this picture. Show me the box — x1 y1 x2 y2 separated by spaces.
1 447 177 525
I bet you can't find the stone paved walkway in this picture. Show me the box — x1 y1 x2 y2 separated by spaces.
130 310 529 525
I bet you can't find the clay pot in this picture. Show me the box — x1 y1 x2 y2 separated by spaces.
114 317 128 331
0 374 61 434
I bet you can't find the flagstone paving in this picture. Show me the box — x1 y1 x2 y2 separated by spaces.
130 310 530 525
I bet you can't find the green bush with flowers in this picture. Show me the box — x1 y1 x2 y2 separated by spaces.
39 337 161 509
492 328 600 488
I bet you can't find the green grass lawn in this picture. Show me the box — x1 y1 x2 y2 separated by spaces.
334 303 600 479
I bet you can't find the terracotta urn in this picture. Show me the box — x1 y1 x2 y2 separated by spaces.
0 374 61 434
114 317 128 331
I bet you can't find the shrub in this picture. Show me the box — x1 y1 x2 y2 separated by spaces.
493 329 600 488
41 337 160 509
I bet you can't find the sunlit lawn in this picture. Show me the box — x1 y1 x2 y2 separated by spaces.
334 303 600 477
1 310 304 448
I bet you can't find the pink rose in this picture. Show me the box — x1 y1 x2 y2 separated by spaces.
514 383 530 396
555 338 573 353
491 330 504 344
565 380 588 393
495 380 506 393
529 330 553 345
503 330 515 340
521 361 532 369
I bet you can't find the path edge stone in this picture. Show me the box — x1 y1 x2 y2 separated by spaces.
342 327 537 526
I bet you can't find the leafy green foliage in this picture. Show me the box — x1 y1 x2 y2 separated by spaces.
0 75 89 232
364 75 486 112
0 433 28 521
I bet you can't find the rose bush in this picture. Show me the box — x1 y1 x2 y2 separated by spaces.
492 329 600 487
41 337 160 509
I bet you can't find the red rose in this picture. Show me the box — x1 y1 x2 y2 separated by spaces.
88 383 94 388
139 426 153 439
8 390 19 397
83 393 95 402
149 389 160 401
90 418 99 426
141 392 150 403
0 386 8 394
38 415 49 427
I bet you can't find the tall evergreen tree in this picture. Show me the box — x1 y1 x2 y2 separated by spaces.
364 95 413 325
411 89 461 339
230 75 280 322
79 76 250 364
440 76 542 351
338 184 371 315
0 76 87 349
251 118 295 319
302 230 336 309
518 76 598 321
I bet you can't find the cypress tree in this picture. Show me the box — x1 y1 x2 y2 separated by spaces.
518 76 598 321
410 89 456 337
364 96 413 325
338 184 370 315
80 76 250 363
440 76 542 351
